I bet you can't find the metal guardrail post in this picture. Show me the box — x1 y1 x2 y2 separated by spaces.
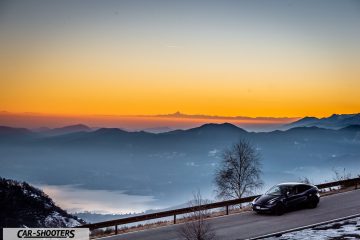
174 214 176 224
115 225 118 235
226 205 229 215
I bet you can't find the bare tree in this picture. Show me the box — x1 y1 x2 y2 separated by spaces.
298 176 312 184
178 191 216 240
215 140 263 199
332 168 352 181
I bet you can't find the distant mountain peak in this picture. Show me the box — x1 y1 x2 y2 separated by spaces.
94 127 127 134
287 126 323 131
37 124 92 136
285 113 360 130
193 122 247 133
201 122 237 128
142 126 173 133
0 126 33 136
55 124 91 131
173 111 182 116
303 116 319 120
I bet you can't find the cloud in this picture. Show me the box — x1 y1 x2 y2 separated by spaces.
208 149 219 157
185 162 198 167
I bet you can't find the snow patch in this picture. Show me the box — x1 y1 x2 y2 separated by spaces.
44 212 81 227
266 217 360 240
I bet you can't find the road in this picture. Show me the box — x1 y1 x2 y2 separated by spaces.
99 189 360 240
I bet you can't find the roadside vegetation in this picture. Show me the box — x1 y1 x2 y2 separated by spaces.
177 191 217 240
215 139 263 200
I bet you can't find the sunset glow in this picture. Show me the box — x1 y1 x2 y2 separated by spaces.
1 0 359 120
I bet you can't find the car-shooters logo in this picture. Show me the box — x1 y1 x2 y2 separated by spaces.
3 228 89 240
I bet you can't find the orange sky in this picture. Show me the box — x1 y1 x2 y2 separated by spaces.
1 44 359 118
1 1 359 119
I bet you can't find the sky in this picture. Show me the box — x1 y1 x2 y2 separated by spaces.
0 0 359 119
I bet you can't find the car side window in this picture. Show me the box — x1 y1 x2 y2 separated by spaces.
297 185 310 194
287 186 296 196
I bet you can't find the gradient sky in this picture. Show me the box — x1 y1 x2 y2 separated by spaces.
1 0 359 118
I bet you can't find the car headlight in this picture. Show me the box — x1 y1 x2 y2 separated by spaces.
267 198 277 205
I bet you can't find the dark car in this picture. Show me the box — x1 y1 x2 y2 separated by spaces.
252 182 320 215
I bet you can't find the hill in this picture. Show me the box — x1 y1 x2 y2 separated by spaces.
285 113 360 129
35 124 92 136
0 177 85 228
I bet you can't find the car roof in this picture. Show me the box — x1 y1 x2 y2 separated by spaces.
277 182 308 186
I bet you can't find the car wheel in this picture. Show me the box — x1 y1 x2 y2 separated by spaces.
307 197 319 209
275 203 285 216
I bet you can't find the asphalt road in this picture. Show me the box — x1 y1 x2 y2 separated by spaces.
99 189 360 240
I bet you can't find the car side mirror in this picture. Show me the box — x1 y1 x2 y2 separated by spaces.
286 191 290 197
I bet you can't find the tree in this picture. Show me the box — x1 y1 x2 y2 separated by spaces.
298 176 312 184
178 190 216 240
332 167 352 181
215 140 263 199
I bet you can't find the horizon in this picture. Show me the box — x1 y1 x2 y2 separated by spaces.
1 110 359 132
0 110 298 131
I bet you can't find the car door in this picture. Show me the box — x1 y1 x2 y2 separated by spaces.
296 185 311 204
287 185 308 208
285 186 305 208
284 186 299 207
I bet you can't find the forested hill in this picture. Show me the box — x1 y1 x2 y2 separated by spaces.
0 177 85 228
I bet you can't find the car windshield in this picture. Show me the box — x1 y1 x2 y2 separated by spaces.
266 185 289 196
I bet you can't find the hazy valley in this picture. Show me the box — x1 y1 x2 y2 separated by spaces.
1 114 360 222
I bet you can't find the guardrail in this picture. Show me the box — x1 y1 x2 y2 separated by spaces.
81 177 360 235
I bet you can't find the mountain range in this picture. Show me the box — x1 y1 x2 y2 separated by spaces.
285 113 360 129
33 124 92 136
0 110 297 132
1 113 360 221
